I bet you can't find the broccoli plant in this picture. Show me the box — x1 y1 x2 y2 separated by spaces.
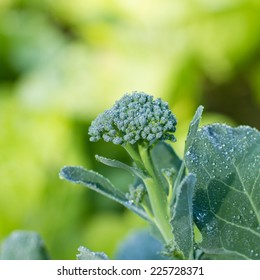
60 92 260 260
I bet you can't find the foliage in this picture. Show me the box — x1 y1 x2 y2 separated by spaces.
0 231 49 260
77 246 108 260
59 93 260 260
186 124 260 259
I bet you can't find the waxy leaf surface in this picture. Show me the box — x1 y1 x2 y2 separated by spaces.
185 124 260 259
0 231 50 260
171 174 196 260
59 166 149 221
115 229 168 260
77 246 108 260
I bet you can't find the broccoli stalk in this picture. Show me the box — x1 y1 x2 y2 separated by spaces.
124 142 173 242
88 92 177 244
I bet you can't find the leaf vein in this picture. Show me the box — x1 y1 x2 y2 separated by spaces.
218 238 250 260
234 164 260 225
213 212 260 238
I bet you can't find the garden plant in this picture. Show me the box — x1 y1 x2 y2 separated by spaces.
1 92 259 260
60 92 260 260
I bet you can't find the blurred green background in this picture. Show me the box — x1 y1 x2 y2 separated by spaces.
0 0 260 259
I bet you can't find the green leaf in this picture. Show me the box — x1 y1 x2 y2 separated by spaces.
95 155 146 179
200 252 245 260
151 142 182 174
169 107 202 203
184 105 204 153
77 246 109 260
150 141 182 192
185 124 260 259
59 166 150 221
171 174 196 260
0 231 50 260
115 229 169 260
151 141 182 171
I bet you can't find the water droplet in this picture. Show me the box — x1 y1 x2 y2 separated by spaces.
195 211 207 223
205 221 217 234
249 210 254 214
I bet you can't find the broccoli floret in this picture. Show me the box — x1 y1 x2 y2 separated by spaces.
88 92 177 146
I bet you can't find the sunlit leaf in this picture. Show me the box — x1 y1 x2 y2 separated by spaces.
185 124 260 259
184 105 204 153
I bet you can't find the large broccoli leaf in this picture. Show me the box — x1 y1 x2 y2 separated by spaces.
185 124 260 259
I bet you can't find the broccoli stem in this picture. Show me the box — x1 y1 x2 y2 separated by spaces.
138 145 173 244
124 142 173 243
124 143 145 171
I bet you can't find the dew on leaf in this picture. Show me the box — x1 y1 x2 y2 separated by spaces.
195 211 207 223
205 222 217 234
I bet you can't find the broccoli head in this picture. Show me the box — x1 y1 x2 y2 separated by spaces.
88 92 177 146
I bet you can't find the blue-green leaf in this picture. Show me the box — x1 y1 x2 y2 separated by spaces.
171 174 196 260
115 229 168 260
185 124 260 259
150 141 182 193
184 105 204 153
151 142 182 174
77 246 109 260
95 155 146 179
59 166 149 221
0 231 50 260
